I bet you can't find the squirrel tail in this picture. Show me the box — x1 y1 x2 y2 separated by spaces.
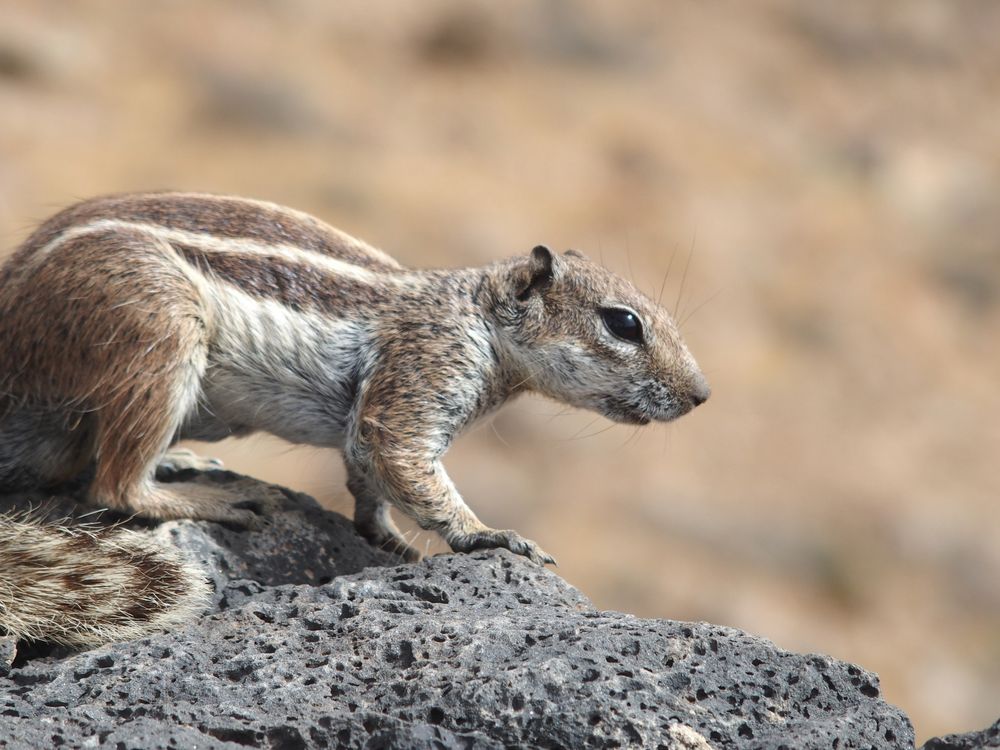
0 513 210 648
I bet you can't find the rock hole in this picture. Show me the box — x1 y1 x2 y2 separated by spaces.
10 642 71 670
266 725 307 750
224 665 255 682
395 641 416 668
204 727 260 746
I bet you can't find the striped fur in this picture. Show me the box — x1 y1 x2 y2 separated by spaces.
0 192 709 646
0 512 209 647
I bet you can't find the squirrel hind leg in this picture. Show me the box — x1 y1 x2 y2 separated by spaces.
0 406 95 492
0 514 210 648
128 481 273 528
84 366 270 527
78 313 262 526
156 447 224 479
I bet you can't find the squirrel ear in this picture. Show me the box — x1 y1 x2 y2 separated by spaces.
564 248 586 259
515 245 556 301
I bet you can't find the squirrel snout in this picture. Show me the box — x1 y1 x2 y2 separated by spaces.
689 374 711 408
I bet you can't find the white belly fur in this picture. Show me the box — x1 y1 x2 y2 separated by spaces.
195 283 372 448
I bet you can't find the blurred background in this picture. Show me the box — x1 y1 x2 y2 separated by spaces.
1 0 997 740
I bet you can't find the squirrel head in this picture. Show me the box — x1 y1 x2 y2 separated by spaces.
486 245 710 425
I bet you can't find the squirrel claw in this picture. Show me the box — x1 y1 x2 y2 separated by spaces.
157 448 225 477
450 528 556 567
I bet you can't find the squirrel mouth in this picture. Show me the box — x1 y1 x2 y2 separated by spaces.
624 413 652 426
603 398 652 425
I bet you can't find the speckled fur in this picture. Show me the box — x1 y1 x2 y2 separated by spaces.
0 512 210 647
0 192 708 645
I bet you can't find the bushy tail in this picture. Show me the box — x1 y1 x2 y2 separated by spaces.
0 514 210 648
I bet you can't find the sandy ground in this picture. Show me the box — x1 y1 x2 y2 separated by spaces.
1 1 998 740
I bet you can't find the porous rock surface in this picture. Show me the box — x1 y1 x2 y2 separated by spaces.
920 720 1000 750
0 471 917 749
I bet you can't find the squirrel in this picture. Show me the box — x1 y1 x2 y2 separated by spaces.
0 192 709 648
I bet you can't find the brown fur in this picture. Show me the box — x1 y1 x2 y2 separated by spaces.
15 192 401 272
0 192 709 646
173 244 394 312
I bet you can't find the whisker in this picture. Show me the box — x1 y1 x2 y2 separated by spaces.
674 233 696 319
618 424 643 450
625 230 636 286
664 423 677 460
657 242 679 306
678 286 725 329
543 407 574 424
489 418 513 450
565 420 618 442
567 415 602 440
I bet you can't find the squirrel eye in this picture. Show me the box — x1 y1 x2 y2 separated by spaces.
601 308 643 343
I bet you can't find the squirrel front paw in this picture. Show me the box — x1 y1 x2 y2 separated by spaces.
449 528 557 567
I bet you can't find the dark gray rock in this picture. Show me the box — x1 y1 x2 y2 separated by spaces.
1 472 915 749
921 720 1000 750
0 636 15 675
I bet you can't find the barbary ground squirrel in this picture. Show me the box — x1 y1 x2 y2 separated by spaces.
0 193 709 648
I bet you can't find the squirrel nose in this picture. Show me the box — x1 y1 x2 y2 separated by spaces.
689 375 711 407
